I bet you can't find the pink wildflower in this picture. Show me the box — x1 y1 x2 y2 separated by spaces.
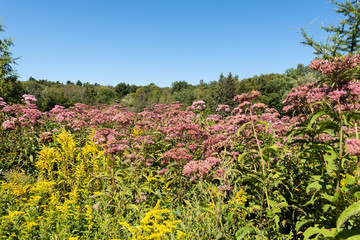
187 100 206 111
182 157 221 181
161 148 193 164
158 169 168 175
136 192 147 203
328 90 347 102
103 143 129 155
0 97 6 107
216 104 230 112
22 94 37 105
2 120 15 130
309 55 360 77
252 103 268 109
345 138 360 156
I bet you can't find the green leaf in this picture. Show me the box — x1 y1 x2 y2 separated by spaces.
309 110 327 127
238 149 258 163
295 218 310 232
321 192 340 203
306 181 322 194
235 226 254 240
336 228 360 239
346 235 360 240
262 145 280 154
200 207 216 215
337 201 360 230
126 204 139 211
255 120 275 133
238 122 252 136
345 174 356 186
324 149 337 176
303 226 336 239
347 111 360 122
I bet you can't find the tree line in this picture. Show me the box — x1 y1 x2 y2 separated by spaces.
17 65 317 114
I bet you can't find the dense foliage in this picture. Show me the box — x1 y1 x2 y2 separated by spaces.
1 55 360 239
21 65 314 115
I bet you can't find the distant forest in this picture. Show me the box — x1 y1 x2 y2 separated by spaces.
5 63 317 115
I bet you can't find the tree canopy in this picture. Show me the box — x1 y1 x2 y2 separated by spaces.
0 21 23 104
301 0 360 58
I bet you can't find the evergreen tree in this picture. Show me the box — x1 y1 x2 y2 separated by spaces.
215 73 237 109
301 0 360 58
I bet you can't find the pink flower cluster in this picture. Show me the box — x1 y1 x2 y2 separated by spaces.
0 97 6 107
216 104 230 112
282 83 330 112
345 138 360 156
161 148 193 165
182 157 221 181
328 90 347 102
22 94 37 105
92 128 120 145
103 142 129 155
309 55 360 77
233 90 261 103
2 120 15 130
187 100 206 111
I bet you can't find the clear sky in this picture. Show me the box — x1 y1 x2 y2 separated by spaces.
1 0 340 87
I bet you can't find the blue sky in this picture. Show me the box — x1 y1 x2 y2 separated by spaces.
2 0 340 87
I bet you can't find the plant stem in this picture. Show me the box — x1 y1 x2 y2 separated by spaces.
249 108 270 210
336 112 343 193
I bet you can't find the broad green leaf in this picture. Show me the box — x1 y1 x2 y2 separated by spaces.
348 111 360 122
303 226 336 239
306 181 322 194
324 149 337 176
321 193 338 203
346 235 360 240
336 228 360 239
337 201 360 230
345 174 356 186
235 226 254 240
262 145 280 154
295 218 310 232
238 149 259 162
309 111 327 127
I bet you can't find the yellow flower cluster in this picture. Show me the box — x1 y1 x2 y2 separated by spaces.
121 200 182 239
0 170 31 197
36 146 61 179
132 127 143 137
228 188 247 206
35 130 102 194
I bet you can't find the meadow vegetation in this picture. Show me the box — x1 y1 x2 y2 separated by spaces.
1 55 360 239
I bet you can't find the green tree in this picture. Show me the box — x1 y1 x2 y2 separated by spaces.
76 80 83 86
83 83 97 105
301 0 360 58
0 21 23 104
97 86 116 104
237 73 294 113
171 80 189 94
284 64 311 79
214 73 237 109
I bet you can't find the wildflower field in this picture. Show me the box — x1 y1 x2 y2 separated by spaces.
2 56 360 239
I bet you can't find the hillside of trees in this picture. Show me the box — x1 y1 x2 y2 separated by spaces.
17 64 318 114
